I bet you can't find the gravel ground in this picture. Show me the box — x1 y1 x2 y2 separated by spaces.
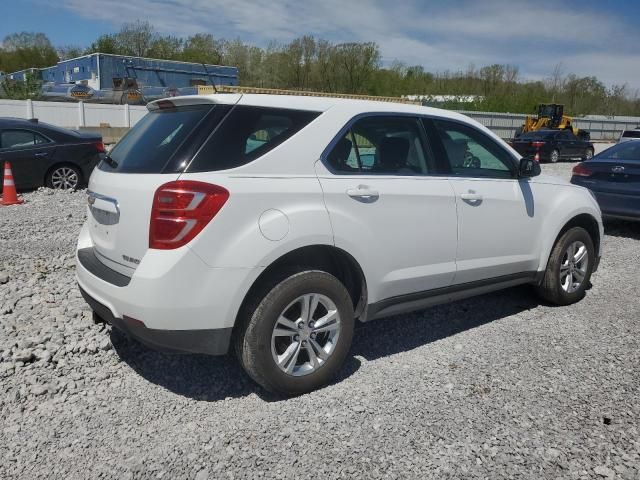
1 161 639 480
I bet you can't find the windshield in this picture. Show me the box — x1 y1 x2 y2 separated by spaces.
100 104 213 173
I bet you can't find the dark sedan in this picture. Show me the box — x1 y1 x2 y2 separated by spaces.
571 141 640 221
0 118 104 191
511 129 594 163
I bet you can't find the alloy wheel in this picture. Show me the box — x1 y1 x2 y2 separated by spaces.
271 293 341 377
560 241 588 293
50 167 79 190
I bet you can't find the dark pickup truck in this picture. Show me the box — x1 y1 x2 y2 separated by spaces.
511 129 594 163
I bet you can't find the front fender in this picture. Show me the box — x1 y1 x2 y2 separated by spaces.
535 184 603 273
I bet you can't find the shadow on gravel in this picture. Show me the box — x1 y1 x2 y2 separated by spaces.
111 285 539 402
603 220 640 240
110 328 362 402
351 285 540 362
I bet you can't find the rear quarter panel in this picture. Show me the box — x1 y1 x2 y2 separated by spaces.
180 173 334 269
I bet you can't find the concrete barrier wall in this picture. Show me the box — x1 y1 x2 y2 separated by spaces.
2 98 638 141
0 99 147 129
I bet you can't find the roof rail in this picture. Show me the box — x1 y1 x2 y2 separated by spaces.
197 85 421 105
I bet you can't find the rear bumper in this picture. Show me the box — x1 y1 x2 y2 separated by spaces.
75 222 263 354
79 285 232 355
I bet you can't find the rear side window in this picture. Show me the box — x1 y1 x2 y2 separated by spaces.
1 129 49 149
102 104 214 173
622 130 640 138
187 106 320 172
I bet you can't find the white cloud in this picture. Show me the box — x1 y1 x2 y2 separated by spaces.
51 0 640 88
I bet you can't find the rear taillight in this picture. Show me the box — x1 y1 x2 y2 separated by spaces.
572 163 592 177
530 141 546 148
149 181 229 250
94 141 106 153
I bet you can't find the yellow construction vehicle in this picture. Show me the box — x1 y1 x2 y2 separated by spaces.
518 103 580 136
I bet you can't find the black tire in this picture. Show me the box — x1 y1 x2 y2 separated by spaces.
235 270 355 396
535 227 595 305
583 147 594 161
46 164 82 190
550 149 560 163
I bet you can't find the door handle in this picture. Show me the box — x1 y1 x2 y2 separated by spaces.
34 152 49 157
460 192 483 202
346 185 379 203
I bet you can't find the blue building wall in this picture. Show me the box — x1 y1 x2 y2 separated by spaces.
7 68 40 81
14 53 238 89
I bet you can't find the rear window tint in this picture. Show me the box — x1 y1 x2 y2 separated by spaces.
187 106 320 172
598 141 640 161
515 131 555 140
622 130 640 138
100 104 213 173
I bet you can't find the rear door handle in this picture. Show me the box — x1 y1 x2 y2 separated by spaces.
460 192 483 201
34 152 49 157
346 185 379 203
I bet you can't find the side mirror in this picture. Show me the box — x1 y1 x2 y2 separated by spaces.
519 157 541 178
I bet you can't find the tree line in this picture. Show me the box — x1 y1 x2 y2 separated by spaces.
1 21 638 116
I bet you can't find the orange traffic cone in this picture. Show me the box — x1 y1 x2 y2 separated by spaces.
1 161 24 206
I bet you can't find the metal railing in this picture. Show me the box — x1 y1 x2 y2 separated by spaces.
456 110 639 140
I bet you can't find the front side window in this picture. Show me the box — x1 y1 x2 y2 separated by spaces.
0 130 49 149
432 120 515 178
326 116 431 175
188 106 320 172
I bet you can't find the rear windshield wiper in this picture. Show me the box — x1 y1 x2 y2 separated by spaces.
102 154 118 169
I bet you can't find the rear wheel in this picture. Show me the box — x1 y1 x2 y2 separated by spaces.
550 149 560 163
236 270 355 396
583 147 594 161
535 227 595 305
46 165 82 190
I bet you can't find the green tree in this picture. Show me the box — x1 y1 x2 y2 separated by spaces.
1 71 42 99
0 32 58 72
87 34 118 54
182 34 224 64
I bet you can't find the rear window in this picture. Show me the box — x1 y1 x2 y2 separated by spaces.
100 104 214 173
186 106 320 172
515 131 554 140
622 130 640 138
598 141 640 161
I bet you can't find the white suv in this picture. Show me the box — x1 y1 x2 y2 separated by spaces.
76 94 603 395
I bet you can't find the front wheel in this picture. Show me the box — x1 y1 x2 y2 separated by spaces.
535 227 595 305
236 270 355 396
550 149 560 163
583 148 594 161
46 165 82 190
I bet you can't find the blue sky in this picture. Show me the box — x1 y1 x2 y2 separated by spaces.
2 0 640 89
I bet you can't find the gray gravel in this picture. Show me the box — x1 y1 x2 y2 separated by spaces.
1 165 640 479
